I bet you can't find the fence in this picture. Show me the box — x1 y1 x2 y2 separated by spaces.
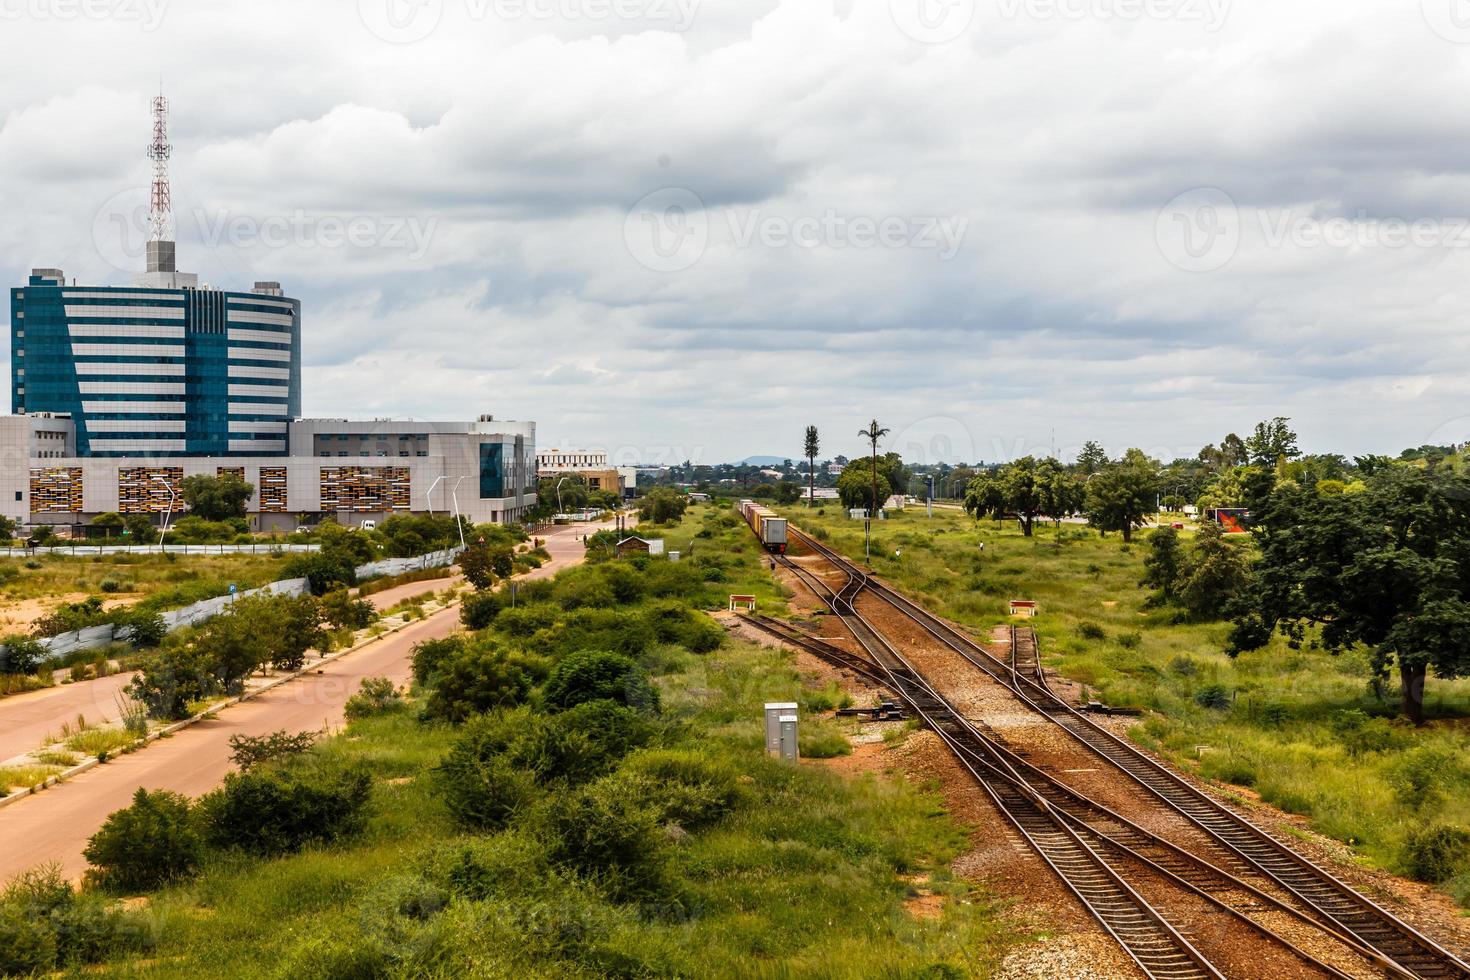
4 546 463 665
0 543 320 558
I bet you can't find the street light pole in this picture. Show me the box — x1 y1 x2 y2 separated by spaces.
426 475 446 517
555 477 568 515
153 476 176 552
450 477 467 550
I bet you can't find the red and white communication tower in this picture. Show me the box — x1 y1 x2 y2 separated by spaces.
147 92 173 243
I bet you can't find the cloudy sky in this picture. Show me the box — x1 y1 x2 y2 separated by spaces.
4 0 1470 466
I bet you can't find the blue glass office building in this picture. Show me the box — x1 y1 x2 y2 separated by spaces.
10 265 301 457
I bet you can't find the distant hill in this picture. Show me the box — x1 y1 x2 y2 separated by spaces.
740 455 789 467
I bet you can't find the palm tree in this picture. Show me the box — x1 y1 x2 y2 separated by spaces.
803 425 820 507
857 419 890 563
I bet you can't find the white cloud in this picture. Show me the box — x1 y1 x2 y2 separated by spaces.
2 0 1468 462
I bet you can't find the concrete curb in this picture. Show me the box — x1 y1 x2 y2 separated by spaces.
0 598 461 812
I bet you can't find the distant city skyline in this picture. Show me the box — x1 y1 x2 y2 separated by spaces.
4 1 1469 464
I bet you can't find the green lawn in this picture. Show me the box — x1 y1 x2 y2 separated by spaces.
0 551 293 610
781 503 1470 905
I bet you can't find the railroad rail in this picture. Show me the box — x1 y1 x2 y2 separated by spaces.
1008 623 1047 690
782 524 1470 980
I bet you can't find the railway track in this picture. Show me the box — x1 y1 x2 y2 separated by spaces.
758 552 1374 979
780 525 1470 980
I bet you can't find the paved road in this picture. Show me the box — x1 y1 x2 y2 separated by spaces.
0 518 617 883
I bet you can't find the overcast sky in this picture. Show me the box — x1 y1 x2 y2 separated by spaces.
4 0 1470 465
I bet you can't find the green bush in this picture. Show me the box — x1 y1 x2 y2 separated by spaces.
799 730 853 759
460 589 505 631
542 774 669 900
618 749 742 829
345 676 403 720
99 577 123 593
1076 622 1106 641
0 866 144 969
0 634 47 675
1193 684 1232 710
436 741 538 830
126 642 220 720
0 902 57 976
409 636 464 687
321 589 376 630
228 729 319 771
284 552 357 596
83 788 202 892
422 644 534 723
542 650 660 714
1404 824 1470 883
198 764 372 855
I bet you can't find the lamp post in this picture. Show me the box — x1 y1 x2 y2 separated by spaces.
426 475 446 517
555 477 568 514
450 477 467 550
153 476 176 552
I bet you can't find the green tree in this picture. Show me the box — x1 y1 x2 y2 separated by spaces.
836 460 890 513
962 457 1074 536
90 512 125 533
459 538 495 590
1142 527 1185 605
1220 433 1249 468
0 634 47 675
638 488 688 524
1175 522 1251 619
127 641 220 719
1244 417 1301 467
0 515 14 542
803 425 820 506
83 788 202 892
423 643 535 723
179 474 254 522
1084 449 1159 543
543 649 660 713
122 513 155 542
1229 466 1470 724
1076 441 1108 475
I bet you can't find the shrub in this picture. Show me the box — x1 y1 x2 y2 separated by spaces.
542 774 669 900
120 610 168 650
284 552 357 596
345 676 403 720
0 903 57 977
0 866 142 968
1076 622 1106 642
1193 684 1232 710
1404 824 1470 883
99 577 123 593
618 749 742 829
198 764 372 855
1116 631 1141 649
321 589 376 630
229 729 319 771
543 650 660 714
460 589 505 631
127 643 220 720
0 634 47 675
83 788 202 892
422 644 534 723
410 636 465 687
436 741 538 830
799 730 852 759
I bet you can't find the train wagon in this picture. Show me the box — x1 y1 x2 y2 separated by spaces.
738 499 788 553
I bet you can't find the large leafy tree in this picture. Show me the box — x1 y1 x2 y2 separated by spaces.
1076 441 1108 475
1244 417 1301 467
1230 466 1470 724
179 474 254 521
1083 449 1160 543
962 457 1076 536
1174 522 1252 618
836 460 891 513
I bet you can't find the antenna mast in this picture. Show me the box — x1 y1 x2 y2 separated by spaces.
147 92 173 242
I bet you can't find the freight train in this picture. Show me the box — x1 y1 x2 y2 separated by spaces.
738 499 789 553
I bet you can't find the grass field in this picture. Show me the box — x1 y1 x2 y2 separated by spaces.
779 503 1470 905
0 551 294 632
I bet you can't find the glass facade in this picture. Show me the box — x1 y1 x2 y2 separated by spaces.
10 275 301 457
479 442 505 498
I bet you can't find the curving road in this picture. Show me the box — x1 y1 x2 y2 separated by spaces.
0 518 618 883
